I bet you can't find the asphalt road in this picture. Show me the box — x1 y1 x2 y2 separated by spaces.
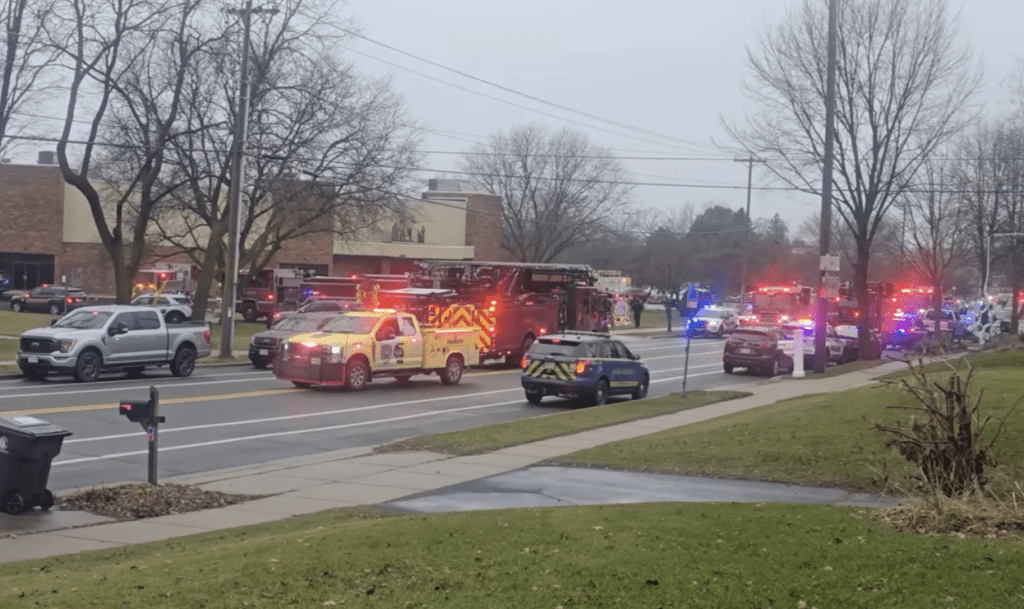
0 334 775 492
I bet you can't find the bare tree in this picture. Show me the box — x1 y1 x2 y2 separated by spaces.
729 0 979 356
461 124 633 263
44 0 184 302
99 1 420 320
0 0 59 158
901 156 969 320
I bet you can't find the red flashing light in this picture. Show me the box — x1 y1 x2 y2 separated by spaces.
521 355 529 370
351 274 358 279
268 293 275 300
575 360 589 375
120 403 131 411
65 297 71 303
551 338 560 343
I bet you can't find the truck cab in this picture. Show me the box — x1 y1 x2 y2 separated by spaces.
274 309 480 390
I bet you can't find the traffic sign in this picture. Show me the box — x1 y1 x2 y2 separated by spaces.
686 284 698 309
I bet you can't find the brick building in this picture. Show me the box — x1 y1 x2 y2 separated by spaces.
0 156 503 295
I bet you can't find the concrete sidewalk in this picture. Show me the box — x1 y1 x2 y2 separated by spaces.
0 361 907 564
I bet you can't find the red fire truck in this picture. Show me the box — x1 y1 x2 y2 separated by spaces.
298 274 410 307
410 261 615 362
236 268 305 322
746 285 815 326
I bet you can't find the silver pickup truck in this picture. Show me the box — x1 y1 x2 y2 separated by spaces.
17 305 212 382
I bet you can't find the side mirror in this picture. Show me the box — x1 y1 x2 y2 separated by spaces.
631 354 641 361
50 319 57 327
110 322 130 335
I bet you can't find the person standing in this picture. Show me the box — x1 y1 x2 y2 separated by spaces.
630 296 644 328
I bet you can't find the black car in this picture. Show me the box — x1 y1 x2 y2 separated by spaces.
722 327 791 377
266 298 367 328
521 331 649 406
10 285 89 315
249 312 341 369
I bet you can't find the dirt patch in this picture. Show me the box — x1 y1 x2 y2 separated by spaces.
59 483 263 520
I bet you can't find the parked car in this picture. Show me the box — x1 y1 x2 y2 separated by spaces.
687 306 739 338
723 327 790 376
521 331 649 406
17 305 212 382
130 293 193 323
249 312 340 369
10 285 88 315
833 324 884 360
267 298 367 328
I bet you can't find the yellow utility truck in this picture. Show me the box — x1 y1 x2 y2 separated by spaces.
273 308 480 390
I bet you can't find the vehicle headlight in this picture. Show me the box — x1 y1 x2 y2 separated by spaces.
330 344 343 363
58 339 76 353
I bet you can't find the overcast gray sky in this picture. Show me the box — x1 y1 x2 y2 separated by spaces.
344 0 1022 234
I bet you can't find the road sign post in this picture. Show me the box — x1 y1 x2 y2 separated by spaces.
682 282 698 397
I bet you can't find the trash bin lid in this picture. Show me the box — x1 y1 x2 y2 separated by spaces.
0 415 72 438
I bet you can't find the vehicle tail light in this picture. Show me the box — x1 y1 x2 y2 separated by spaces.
575 360 589 375
66 297 71 303
521 355 529 370
203 329 211 344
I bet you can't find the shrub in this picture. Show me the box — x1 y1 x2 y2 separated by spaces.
875 358 1012 499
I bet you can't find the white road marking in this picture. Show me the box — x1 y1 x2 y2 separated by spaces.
65 387 526 444
0 369 267 388
53 400 525 466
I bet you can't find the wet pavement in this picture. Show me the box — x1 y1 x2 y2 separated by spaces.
386 466 899 513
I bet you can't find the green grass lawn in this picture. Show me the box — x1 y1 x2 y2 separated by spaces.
378 390 750 455
1 503 1022 608
550 364 1024 496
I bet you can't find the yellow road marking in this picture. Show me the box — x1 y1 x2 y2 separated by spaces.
2 388 301 416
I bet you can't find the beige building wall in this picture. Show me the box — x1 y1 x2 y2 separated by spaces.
334 196 474 259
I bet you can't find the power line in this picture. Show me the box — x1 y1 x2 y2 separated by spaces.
341 28 724 154
342 44 714 154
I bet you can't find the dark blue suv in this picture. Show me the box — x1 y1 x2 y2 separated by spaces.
520 332 650 406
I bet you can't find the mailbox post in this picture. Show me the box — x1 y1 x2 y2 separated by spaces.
118 386 164 484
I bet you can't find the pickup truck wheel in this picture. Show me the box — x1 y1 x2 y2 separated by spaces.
125 366 146 378
166 311 186 324
440 355 463 385
346 359 369 391
49 302 63 316
73 350 102 383
241 302 259 323
170 345 197 377
11 301 22 312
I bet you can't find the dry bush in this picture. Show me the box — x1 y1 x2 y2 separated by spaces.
871 483 1024 538
876 358 1009 500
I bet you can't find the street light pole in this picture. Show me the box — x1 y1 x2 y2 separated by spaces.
814 0 839 374
218 0 276 358
735 155 758 312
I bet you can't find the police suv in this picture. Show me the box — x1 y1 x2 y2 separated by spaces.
520 331 649 406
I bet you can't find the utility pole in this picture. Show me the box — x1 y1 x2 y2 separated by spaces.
735 155 759 312
219 0 277 358
814 0 839 374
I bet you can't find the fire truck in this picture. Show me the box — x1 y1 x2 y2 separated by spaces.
134 265 193 297
746 285 814 325
236 268 305 322
298 274 410 307
409 261 615 362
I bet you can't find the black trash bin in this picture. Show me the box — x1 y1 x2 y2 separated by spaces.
0 415 72 514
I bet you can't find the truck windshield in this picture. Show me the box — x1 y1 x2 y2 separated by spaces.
54 310 113 329
321 316 376 334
